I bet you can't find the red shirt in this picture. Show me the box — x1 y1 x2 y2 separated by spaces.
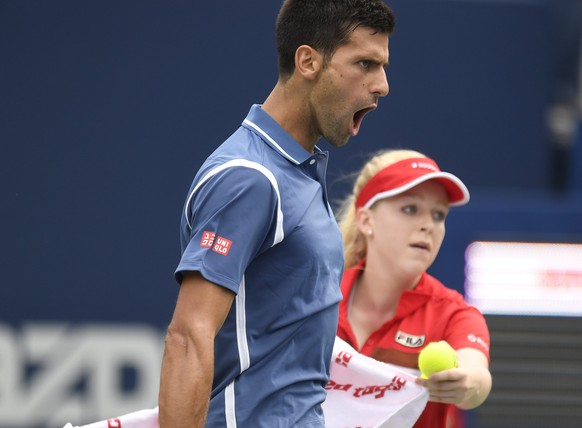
337 261 490 428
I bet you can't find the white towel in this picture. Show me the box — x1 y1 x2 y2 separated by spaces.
322 337 428 428
62 407 159 428
64 337 428 428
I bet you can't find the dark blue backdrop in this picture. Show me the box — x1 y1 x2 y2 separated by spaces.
2 1 581 426
2 0 567 323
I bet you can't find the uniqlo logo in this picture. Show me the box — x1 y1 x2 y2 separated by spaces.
212 236 233 256
335 351 353 367
107 419 121 428
200 231 215 248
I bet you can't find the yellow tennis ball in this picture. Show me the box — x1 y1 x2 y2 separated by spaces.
418 341 457 379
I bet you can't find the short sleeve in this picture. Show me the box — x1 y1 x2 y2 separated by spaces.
176 165 279 293
444 306 491 360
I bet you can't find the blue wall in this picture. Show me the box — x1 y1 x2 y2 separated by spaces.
1 0 580 426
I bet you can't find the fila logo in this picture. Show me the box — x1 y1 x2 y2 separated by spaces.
395 331 425 348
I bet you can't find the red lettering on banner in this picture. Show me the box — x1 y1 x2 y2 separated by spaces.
335 351 353 367
200 231 215 248
325 379 353 391
212 236 232 256
392 376 407 390
352 376 407 399
326 377 408 399
107 419 121 428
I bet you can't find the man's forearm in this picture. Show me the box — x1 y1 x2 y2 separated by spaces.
159 327 214 428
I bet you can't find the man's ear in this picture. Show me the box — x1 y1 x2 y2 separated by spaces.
294 45 323 80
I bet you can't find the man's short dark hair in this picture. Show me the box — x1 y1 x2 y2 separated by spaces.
276 0 396 78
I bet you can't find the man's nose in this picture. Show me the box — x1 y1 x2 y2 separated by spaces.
373 68 389 97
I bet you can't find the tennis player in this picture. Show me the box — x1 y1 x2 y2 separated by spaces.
159 1 396 427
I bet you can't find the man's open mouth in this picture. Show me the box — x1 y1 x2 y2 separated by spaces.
351 105 377 136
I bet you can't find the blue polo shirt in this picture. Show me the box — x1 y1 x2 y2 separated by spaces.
176 104 344 427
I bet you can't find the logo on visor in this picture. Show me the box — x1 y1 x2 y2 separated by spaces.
411 161 438 172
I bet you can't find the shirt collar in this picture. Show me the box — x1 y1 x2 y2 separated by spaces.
242 104 324 165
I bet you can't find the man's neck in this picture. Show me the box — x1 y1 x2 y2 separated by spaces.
262 80 319 153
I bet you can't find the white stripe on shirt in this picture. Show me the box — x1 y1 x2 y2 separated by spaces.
185 159 284 247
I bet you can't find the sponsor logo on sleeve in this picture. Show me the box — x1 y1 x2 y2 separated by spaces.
468 334 489 352
200 232 232 256
212 236 232 256
200 231 216 248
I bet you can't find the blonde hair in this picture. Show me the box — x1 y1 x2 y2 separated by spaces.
337 149 427 269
